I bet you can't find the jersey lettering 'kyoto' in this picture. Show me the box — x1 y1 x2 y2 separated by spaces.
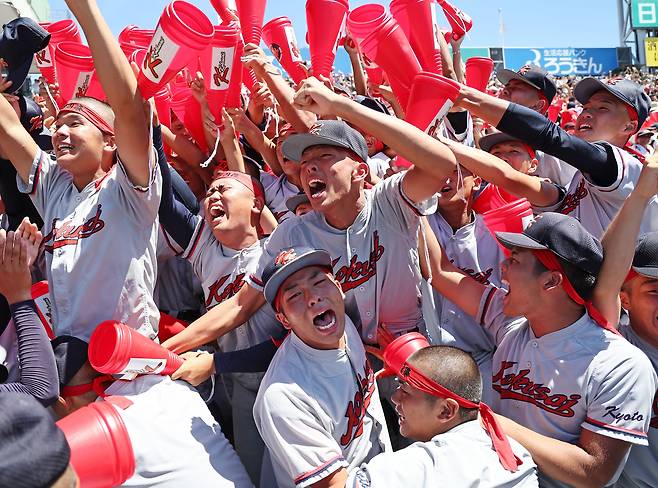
332 231 385 293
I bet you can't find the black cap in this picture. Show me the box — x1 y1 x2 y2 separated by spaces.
282 120 369 163
18 95 44 135
574 78 651 127
355 95 391 116
478 131 525 154
495 212 603 276
262 246 333 306
285 192 310 213
496 65 557 105
0 18 50 94
633 232 658 279
52 335 89 387
0 392 71 487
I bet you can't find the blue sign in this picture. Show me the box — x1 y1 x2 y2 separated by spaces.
503 48 619 76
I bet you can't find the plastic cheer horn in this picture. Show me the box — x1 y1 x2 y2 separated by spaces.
169 87 209 153
57 401 135 488
54 42 106 103
236 0 267 45
471 184 518 215
262 16 307 85
378 332 429 378
211 0 239 24
200 23 243 120
347 3 387 44
89 320 183 380
118 25 154 58
137 0 214 100
482 198 534 256
395 72 460 168
31 281 54 339
35 19 82 85
465 57 494 93
400 0 443 75
438 0 473 42
306 0 349 78
357 10 421 108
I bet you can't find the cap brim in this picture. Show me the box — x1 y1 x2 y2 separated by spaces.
495 231 549 251
285 193 310 213
478 132 522 153
282 133 353 163
263 249 333 305
573 78 632 109
496 68 541 91
633 265 658 279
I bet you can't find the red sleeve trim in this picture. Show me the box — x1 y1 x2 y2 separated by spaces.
183 219 205 260
250 275 264 287
478 286 497 325
585 416 647 438
160 224 183 257
398 178 424 217
294 454 345 485
29 153 44 195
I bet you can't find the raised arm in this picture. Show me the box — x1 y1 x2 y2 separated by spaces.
440 137 561 207
344 36 367 96
66 0 150 186
593 155 658 323
293 77 456 203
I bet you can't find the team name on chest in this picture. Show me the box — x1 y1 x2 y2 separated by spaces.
206 273 245 308
559 179 589 215
43 204 105 252
492 360 582 417
332 231 385 293
340 359 375 447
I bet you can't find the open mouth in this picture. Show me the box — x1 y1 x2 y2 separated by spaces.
209 205 226 220
308 179 327 199
440 184 453 194
313 309 337 331
577 123 592 132
56 143 74 155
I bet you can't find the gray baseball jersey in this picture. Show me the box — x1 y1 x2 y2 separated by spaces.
427 211 505 404
534 144 658 238
534 152 578 189
253 318 391 488
247 172 437 344
615 323 658 488
18 149 161 340
477 285 657 488
346 419 538 488
181 215 282 354
259 171 301 222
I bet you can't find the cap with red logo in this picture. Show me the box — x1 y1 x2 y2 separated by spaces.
496 64 557 105
282 120 369 163
262 246 333 308
574 77 651 128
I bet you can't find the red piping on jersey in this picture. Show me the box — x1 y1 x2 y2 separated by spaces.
30 154 44 195
398 361 523 472
184 219 205 259
585 416 647 438
531 250 621 336
294 454 345 485
398 182 424 217
478 286 497 325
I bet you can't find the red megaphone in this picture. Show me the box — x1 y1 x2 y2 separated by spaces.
36 20 82 85
482 198 534 256
400 0 443 75
236 0 267 45
54 42 106 103
438 0 473 41
137 0 214 100
306 0 348 78
89 320 183 379
465 57 494 93
169 87 209 153
57 401 135 488
471 184 518 215
262 16 308 85
380 332 429 378
118 25 154 58
210 0 239 24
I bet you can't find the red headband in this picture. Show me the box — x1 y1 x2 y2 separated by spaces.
624 103 639 122
522 144 536 160
531 250 620 335
59 102 115 136
60 374 114 398
398 362 522 472
624 269 639 284
214 171 265 202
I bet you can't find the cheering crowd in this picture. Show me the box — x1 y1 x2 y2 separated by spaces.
1 0 658 487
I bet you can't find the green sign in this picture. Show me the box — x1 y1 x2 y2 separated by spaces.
633 0 658 28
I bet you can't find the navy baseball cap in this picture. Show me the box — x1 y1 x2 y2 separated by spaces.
496 212 603 276
52 335 89 387
355 95 391 116
262 246 333 307
574 78 651 127
496 65 557 105
285 192 310 213
0 392 71 487
479 131 528 154
632 232 658 279
0 18 50 94
282 120 369 163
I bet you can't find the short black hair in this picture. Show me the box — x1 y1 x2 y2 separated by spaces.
409 346 481 421
534 255 597 300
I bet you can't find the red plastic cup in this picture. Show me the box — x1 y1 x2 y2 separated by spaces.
119 26 154 58
236 0 267 45
395 72 460 168
158 312 189 343
471 184 518 215
211 0 239 24
482 198 533 255
57 401 135 488
306 0 349 78
359 14 421 108
382 332 429 375
138 0 214 100
401 0 443 75
89 320 183 378
200 24 243 120
547 97 563 122
438 0 473 41
465 57 494 93
35 20 82 85
262 16 307 85
347 4 388 44
54 42 105 103
31 281 54 339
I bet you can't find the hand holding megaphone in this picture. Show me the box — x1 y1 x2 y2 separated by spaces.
292 77 340 117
